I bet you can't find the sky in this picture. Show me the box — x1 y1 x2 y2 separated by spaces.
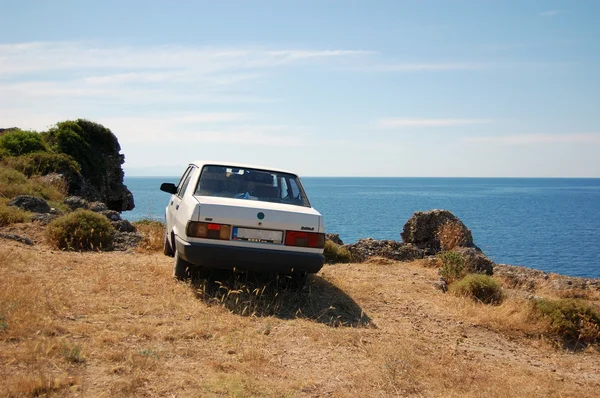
1 0 599 177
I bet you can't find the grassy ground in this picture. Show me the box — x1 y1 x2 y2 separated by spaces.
1 226 599 397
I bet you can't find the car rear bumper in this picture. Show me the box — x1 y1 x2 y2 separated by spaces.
175 237 325 274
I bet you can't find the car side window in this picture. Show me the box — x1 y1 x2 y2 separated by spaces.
288 178 300 199
177 166 195 197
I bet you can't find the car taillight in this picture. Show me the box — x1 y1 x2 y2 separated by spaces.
285 230 325 248
187 222 231 240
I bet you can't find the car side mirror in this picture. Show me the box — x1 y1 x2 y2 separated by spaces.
160 183 177 194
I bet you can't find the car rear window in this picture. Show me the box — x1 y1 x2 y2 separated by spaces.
194 165 310 207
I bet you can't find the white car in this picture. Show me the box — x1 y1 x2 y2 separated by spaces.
160 161 325 279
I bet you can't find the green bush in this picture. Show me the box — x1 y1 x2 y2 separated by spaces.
0 129 47 156
449 274 504 304
438 251 466 283
0 200 30 226
46 209 115 251
4 152 81 179
324 240 353 263
0 166 65 201
531 298 600 346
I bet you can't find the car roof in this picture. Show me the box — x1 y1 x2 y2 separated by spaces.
190 160 297 176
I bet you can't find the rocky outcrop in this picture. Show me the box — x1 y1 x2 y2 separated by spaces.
401 209 474 255
43 119 135 211
345 238 424 263
100 210 121 222
9 195 50 213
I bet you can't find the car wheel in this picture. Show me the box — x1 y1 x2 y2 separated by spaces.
173 249 192 280
163 231 174 257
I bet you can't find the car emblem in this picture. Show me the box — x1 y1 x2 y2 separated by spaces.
257 212 265 220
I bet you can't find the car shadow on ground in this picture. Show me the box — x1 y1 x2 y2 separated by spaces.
189 269 374 328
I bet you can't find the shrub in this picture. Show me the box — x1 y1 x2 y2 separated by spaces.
437 251 466 283
531 298 600 346
4 152 81 180
46 209 115 251
449 274 504 304
324 240 353 263
0 129 47 156
438 221 469 251
0 200 30 226
0 166 65 201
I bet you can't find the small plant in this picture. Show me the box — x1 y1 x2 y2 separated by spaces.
61 341 85 363
0 315 7 331
139 348 159 359
438 221 468 251
46 209 115 251
531 298 600 346
449 274 504 305
437 251 466 283
324 240 353 264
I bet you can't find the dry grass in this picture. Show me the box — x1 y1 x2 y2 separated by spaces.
132 219 165 253
1 239 599 397
0 165 65 201
0 199 30 226
438 221 469 251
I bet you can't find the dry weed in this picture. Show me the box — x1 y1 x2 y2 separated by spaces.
438 221 468 251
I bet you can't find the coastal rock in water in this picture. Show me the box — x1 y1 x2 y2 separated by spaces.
89 201 108 212
8 195 50 213
454 247 494 275
326 233 344 245
111 219 136 233
345 238 424 263
401 209 474 255
64 196 89 211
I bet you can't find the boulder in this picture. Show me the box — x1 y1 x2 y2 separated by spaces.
326 233 344 245
401 209 474 255
0 233 34 246
344 238 424 263
8 195 50 213
453 247 494 275
89 201 108 212
111 219 136 233
64 196 89 211
113 232 143 251
100 210 121 221
31 213 59 225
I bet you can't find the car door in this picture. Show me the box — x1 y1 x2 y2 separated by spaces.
166 166 194 241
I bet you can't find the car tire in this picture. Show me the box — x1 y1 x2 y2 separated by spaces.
173 249 192 280
163 231 174 257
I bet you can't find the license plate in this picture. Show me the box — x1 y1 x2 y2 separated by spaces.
232 227 283 244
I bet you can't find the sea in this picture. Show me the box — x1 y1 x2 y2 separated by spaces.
123 177 600 279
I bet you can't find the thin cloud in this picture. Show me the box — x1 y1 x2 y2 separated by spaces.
539 10 563 18
373 63 484 72
463 133 600 145
375 118 492 129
